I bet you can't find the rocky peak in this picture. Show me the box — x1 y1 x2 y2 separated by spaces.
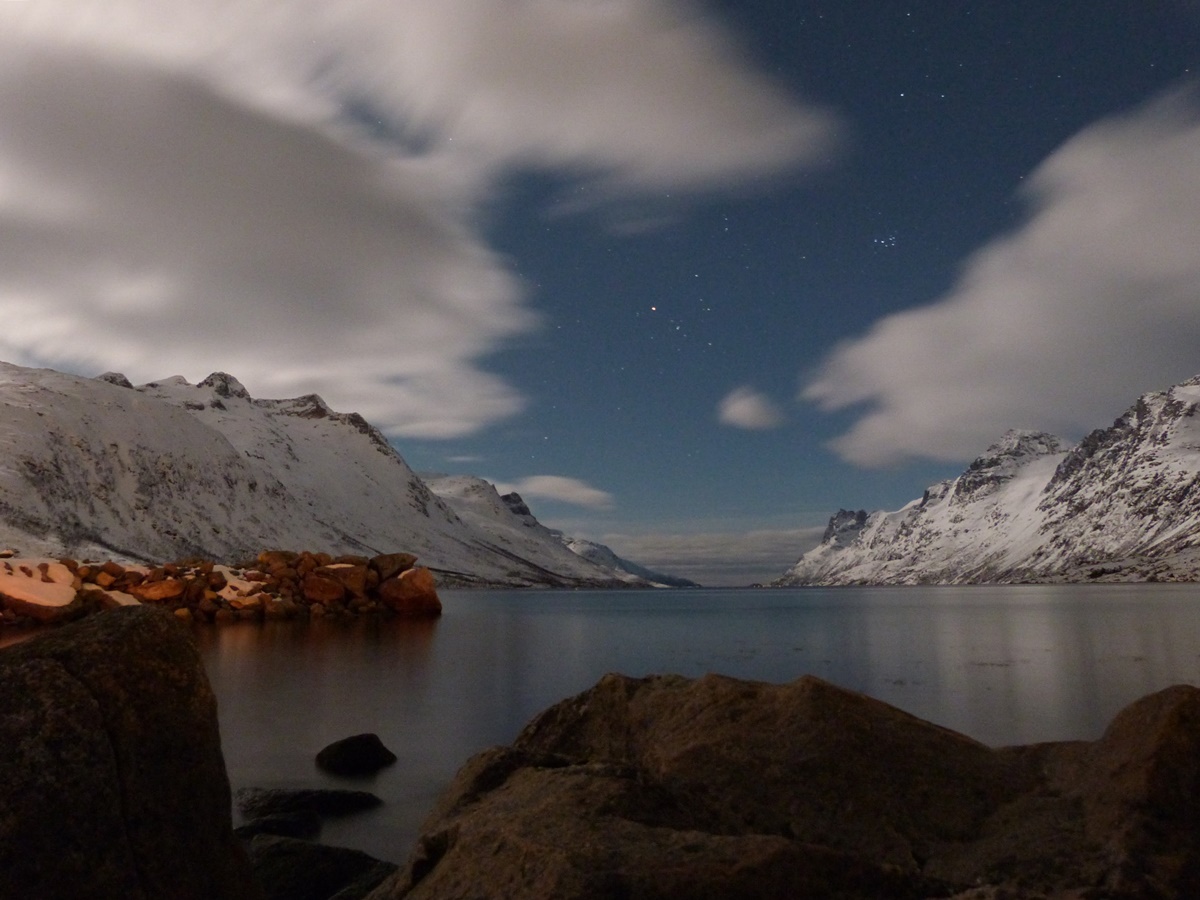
96 371 133 389
198 372 251 400
919 480 953 508
277 393 332 419
1047 384 1196 489
501 492 533 518
985 429 1066 459
954 429 1066 502
821 509 869 545
501 492 542 529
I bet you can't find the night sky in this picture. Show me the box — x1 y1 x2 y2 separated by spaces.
2 2 1199 583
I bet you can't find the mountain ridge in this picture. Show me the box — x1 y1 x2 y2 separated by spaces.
776 376 1200 585
0 361 675 588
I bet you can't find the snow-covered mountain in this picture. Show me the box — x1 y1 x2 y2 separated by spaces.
559 538 700 588
0 361 662 587
421 476 697 587
776 376 1200 585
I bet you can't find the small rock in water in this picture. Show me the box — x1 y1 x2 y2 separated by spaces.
316 733 398 777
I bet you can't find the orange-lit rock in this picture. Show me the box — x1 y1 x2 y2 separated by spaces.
129 578 187 603
320 563 368 598
0 575 79 623
369 552 418 583
302 572 346 605
377 566 441 617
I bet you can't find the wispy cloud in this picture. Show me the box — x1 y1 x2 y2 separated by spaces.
495 475 615 510
804 89 1200 466
603 527 824 586
718 385 785 430
0 1 837 437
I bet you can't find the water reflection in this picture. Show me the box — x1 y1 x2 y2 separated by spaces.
5 584 1199 864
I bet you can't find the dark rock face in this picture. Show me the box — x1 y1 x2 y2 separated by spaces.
820 508 869 544
234 810 323 841
237 787 383 820
96 370 134 389
317 733 399 776
199 371 252 399
953 430 1065 502
0 606 258 900
246 835 397 900
367 673 1200 900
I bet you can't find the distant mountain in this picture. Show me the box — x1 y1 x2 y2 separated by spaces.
776 376 1200 585
560 537 700 588
0 361 672 587
422 476 698 587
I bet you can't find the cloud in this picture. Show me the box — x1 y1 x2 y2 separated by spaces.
804 89 1200 466
0 48 529 437
0 0 836 437
718 385 785 430
602 527 824 586
5 0 838 187
496 475 615 510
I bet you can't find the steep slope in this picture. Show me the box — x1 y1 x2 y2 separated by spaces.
777 377 1200 584
0 364 296 561
1034 376 1200 575
0 362 643 586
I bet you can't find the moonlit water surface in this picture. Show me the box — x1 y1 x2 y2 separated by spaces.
196 584 1200 864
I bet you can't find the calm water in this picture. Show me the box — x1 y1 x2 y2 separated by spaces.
194 584 1200 864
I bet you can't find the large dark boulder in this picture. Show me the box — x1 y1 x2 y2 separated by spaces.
0 606 259 899
366 673 1200 900
317 733 399 776
246 835 397 900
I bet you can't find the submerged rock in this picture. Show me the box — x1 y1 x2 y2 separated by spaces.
236 787 383 820
0 606 257 899
234 809 323 841
366 673 1200 900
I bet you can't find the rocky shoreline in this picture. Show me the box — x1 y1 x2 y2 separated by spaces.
0 548 441 628
5 606 1200 899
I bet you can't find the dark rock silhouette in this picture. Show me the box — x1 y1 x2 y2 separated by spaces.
317 733 399 777
367 672 1200 900
0 606 258 899
246 834 397 900
236 787 383 820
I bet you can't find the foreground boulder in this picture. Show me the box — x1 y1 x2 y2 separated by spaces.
367 673 1200 900
246 835 397 900
0 606 258 899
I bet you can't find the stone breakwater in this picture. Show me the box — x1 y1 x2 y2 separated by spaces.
0 548 441 627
